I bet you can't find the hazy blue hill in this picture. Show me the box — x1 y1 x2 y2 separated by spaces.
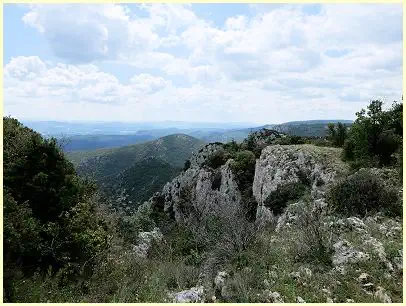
59 134 155 152
280 119 353 125
273 120 353 137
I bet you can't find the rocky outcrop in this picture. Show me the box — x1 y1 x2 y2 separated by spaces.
160 159 242 222
132 227 163 258
189 143 225 168
137 142 242 225
253 145 346 206
332 240 370 267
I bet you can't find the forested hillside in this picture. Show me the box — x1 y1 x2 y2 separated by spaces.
67 134 204 212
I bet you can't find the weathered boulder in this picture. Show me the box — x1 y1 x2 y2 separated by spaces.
189 143 225 168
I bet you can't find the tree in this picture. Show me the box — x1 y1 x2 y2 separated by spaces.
3 117 109 301
327 122 347 147
343 99 403 167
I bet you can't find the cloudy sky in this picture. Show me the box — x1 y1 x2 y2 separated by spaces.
4 3 403 124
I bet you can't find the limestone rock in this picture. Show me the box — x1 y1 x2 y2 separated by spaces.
132 227 163 258
357 273 370 283
171 286 205 303
374 286 392 303
268 291 284 303
363 237 393 271
253 145 346 207
332 240 369 267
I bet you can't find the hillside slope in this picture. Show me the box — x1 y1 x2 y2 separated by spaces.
69 134 204 173
68 134 205 211
103 157 180 213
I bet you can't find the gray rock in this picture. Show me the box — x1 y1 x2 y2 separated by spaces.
253 145 344 207
161 159 242 222
132 227 163 258
214 271 228 291
296 296 306 303
332 240 369 267
298 266 313 278
171 286 205 303
374 286 392 303
363 237 393 271
357 272 370 283
268 291 284 303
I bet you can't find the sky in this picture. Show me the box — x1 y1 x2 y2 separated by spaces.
3 3 403 124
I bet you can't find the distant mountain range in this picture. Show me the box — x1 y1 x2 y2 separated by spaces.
23 119 354 154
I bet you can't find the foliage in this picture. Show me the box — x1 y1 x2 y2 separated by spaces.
183 159 191 171
205 150 230 169
106 157 180 214
343 100 403 168
230 150 258 220
326 168 401 217
292 199 333 266
263 182 309 215
3 117 109 302
327 122 348 147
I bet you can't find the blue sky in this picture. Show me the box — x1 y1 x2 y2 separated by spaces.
4 3 403 124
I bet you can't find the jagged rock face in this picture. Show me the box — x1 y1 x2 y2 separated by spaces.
158 159 241 223
253 144 346 207
242 129 283 148
189 143 225 168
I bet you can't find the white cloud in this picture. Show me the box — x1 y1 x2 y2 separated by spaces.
4 3 403 123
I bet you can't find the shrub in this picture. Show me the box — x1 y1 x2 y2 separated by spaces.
326 169 401 217
183 160 191 171
211 170 222 190
292 199 333 266
230 151 258 220
263 182 309 215
205 150 230 169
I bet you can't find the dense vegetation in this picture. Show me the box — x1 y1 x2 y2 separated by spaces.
66 134 204 213
104 157 180 214
343 99 403 168
3 98 402 302
3 117 109 302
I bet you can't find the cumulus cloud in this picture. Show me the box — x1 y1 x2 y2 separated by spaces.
4 3 403 123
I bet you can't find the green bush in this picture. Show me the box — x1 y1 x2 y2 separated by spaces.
326 169 401 217
205 150 230 169
230 151 258 220
183 160 191 171
263 182 308 215
3 117 109 301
